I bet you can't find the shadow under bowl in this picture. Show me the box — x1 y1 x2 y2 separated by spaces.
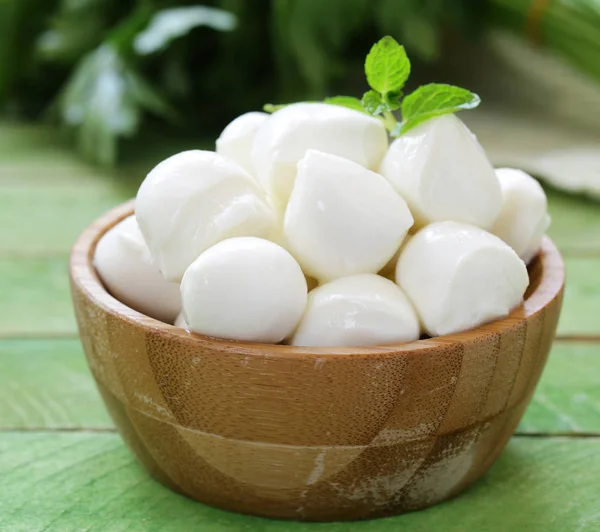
70 200 565 522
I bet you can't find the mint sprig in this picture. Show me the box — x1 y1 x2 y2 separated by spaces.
364 36 410 99
398 83 481 135
361 90 386 115
263 36 480 137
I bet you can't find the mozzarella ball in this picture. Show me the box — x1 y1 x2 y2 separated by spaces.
94 216 181 323
380 114 502 230
396 221 528 337
252 103 388 206
492 168 551 263
284 150 414 282
291 274 420 347
174 313 188 329
136 150 275 282
216 112 268 175
181 237 307 343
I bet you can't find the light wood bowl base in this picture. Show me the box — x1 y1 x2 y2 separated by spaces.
70 201 564 521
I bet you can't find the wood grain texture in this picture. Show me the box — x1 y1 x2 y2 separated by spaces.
0 339 112 429
2 339 598 435
0 432 598 532
1 340 597 435
69 202 565 521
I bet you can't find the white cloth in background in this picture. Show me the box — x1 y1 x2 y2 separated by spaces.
453 32 600 199
465 111 600 198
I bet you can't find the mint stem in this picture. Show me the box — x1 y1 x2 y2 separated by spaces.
381 110 397 133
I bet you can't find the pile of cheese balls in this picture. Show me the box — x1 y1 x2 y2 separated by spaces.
94 103 550 347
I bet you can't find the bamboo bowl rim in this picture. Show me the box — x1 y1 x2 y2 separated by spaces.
70 199 565 359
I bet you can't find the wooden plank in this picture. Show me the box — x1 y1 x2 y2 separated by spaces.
546 188 600 255
0 257 76 336
0 123 212 186
0 125 75 166
558 257 600 337
0 433 597 531
0 125 214 257
0 339 111 429
520 342 600 434
0 183 133 256
0 160 121 186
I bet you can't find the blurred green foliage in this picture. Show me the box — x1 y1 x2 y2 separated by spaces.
0 0 489 164
6 1 598 166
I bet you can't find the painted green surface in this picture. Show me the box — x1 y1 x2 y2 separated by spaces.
0 339 111 429
0 125 76 166
0 433 597 532
520 342 600 434
0 183 133 256
558 257 600 337
546 188 600 254
0 257 76 336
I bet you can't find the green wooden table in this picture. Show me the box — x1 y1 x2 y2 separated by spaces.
1 124 599 531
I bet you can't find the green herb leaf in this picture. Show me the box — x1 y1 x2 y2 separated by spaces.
398 83 480 135
324 96 367 113
260 37 481 142
361 90 385 115
382 89 402 111
263 103 289 113
364 36 410 96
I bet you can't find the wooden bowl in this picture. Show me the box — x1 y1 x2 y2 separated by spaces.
70 200 565 522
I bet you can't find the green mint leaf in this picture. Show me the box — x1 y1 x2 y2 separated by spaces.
398 83 480 135
361 90 385 115
263 103 289 113
364 36 410 96
324 96 368 114
383 89 403 111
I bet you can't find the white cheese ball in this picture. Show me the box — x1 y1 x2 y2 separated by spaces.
284 150 414 282
492 168 551 264
252 103 388 206
216 112 268 175
380 114 502 230
291 274 420 347
136 150 275 282
396 221 529 337
181 237 307 343
94 216 181 323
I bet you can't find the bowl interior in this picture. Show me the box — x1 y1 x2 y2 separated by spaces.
71 199 565 358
